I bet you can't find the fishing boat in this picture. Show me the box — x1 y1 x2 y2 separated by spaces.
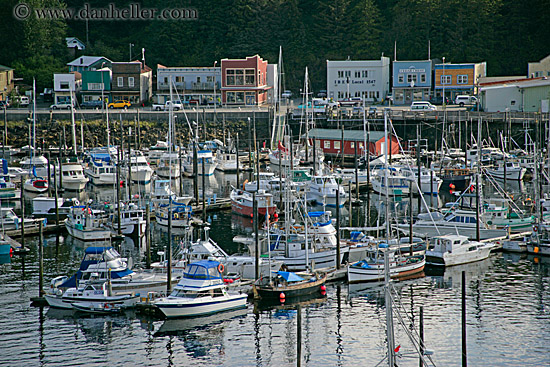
0 207 42 230
347 245 425 283
215 151 242 173
110 202 146 238
253 270 327 301
84 158 116 186
45 277 140 310
156 152 181 178
485 161 526 181
32 197 79 221
154 260 248 318
370 167 410 196
155 203 193 228
64 205 112 241
426 234 495 266
230 188 277 217
124 150 153 184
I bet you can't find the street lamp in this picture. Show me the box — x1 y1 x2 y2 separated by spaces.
213 61 217 117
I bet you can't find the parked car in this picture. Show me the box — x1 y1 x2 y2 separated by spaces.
410 101 436 111
454 95 478 107
152 100 183 111
80 100 103 109
108 100 131 109
317 90 327 98
0 101 9 109
281 90 292 99
429 96 451 105
49 101 74 110
339 97 362 107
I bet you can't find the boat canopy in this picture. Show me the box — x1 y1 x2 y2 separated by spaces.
184 260 223 280
276 271 304 282
85 246 112 254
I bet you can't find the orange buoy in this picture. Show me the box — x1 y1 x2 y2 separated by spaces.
320 285 326 291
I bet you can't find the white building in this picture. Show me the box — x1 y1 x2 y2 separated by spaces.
326 56 390 103
156 65 221 104
53 72 81 105
480 78 550 112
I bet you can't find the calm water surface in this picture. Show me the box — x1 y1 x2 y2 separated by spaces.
0 172 549 366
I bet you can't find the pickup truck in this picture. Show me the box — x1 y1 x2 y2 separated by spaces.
152 100 183 111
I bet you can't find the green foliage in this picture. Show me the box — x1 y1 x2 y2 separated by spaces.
1 0 549 92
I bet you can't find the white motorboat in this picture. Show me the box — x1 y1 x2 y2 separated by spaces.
305 175 348 208
398 166 443 195
45 278 140 310
485 161 526 181
154 260 247 318
215 151 242 173
84 159 116 186
156 152 181 178
110 202 146 238
32 197 79 220
57 161 89 191
0 207 42 231
370 167 410 196
155 203 193 228
243 172 276 192
64 205 112 241
268 149 300 167
183 150 218 176
426 234 495 266
124 150 153 184
46 246 179 300
397 210 508 240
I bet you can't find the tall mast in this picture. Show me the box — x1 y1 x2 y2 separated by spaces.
70 82 77 156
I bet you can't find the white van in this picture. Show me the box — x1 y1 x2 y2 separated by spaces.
410 101 436 111
455 95 477 107
19 96 30 107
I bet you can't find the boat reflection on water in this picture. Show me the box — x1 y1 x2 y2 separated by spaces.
45 307 136 344
153 307 248 337
253 293 327 314
426 256 493 289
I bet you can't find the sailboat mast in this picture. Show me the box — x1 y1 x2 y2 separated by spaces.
70 83 77 156
32 79 36 160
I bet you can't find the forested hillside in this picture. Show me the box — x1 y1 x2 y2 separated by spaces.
1 0 549 92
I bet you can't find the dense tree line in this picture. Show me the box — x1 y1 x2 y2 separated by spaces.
1 0 548 93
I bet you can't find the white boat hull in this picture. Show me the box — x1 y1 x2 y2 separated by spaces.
155 294 247 318
426 246 492 266
347 257 425 283
65 222 112 241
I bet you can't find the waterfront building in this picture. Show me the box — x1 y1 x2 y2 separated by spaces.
528 54 550 78
326 57 390 104
156 65 221 105
308 128 400 160
53 72 81 105
221 55 271 105
81 68 111 104
111 61 152 105
67 56 112 74
0 65 14 103
480 77 550 112
392 60 432 105
434 61 486 102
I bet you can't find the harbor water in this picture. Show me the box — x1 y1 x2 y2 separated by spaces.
0 170 549 366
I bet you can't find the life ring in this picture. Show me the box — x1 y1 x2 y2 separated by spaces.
533 225 539 233
174 213 179 220
218 263 225 273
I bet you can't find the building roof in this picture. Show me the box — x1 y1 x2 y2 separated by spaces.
65 37 85 50
67 56 111 67
0 64 13 72
480 77 550 91
308 128 392 142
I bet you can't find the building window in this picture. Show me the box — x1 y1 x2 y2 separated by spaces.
88 83 103 91
245 69 255 85
350 142 355 148
457 75 468 84
163 77 168 84
337 71 344 78
362 70 368 78
324 140 331 149
117 77 123 87
407 74 417 83
334 141 341 150
235 70 244 85
197 76 201 83
207 76 214 83
175 76 182 83
355 71 360 78
420 74 426 83
398 74 404 83
345 71 351 77
376 91 380 99
226 69 235 86
227 91 236 103
441 75 451 84
355 91 361 97
128 77 135 88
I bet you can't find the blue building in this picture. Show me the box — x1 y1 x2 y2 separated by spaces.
392 60 433 105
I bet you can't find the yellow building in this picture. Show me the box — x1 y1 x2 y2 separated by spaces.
0 65 14 102
434 62 486 102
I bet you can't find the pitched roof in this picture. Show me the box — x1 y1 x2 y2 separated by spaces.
67 56 111 67
0 64 13 72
